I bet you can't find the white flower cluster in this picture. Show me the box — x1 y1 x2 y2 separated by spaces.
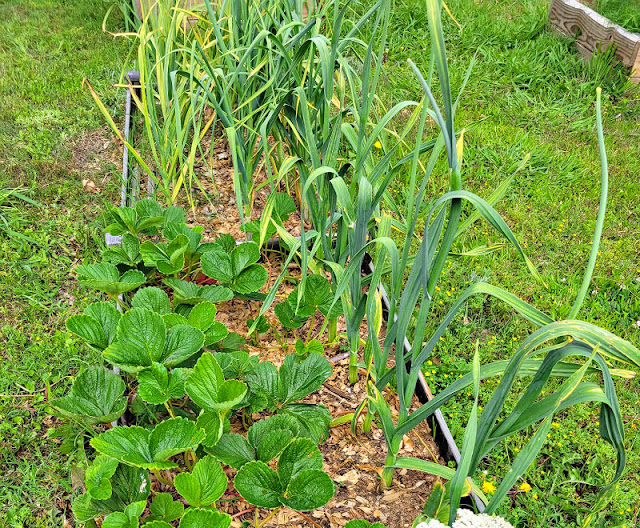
416 509 514 528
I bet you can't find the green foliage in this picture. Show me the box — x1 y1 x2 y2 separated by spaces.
234 438 335 511
346 521 389 528
102 233 142 267
137 363 189 405
103 307 205 372
295 338 324 358
361 6 640 528
242 192 296 243
5 0 640 525
174 456 227 507
90 417 206 469
102 501 146 528
50 367 127 425
208 414 300 469
596 0 640 32
147 493 184 523
185 353 248 416
200 241 268 295
72 464 151 523
75 263 146 296
85 456 119 501
140 234 190 275
248 354 333 442
164 278 234 306
105 200 167 236
275 274 340 331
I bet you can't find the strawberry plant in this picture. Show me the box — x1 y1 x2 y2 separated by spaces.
51 367 126 425
248 354 333 443
56 236 333 528
200 236 268 295
234 437 335 512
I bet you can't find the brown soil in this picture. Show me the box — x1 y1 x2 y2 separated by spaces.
172 132 302 242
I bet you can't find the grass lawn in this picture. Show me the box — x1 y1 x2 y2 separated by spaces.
1 0 639 527
0 1 128 525
596 0 640 33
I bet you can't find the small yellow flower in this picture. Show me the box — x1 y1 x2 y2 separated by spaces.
374 140 382 149
427 360 433 365
532 493 538 499
482 480 497 494
519 482 532 493
552 422 560 428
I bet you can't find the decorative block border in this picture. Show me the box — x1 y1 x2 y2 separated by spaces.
549 0 640 82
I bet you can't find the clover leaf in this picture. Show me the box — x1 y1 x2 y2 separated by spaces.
214 351 259 379
76 263 146 295
242 192 296 243
295 338 324 358
105 199 165 236
131 287 172 314
274 300 308 329
186 302 229 346
67 302 121 351
250 354 332 406
90 417 206 470
145 508 231 528
72 464 150 523
279 404 332 445
174 455 227 507
196 410 224 448
275 274 341 329
201 242 267 294
234 438 335 511
102 233 142 267
103 308 204 372
51 367 126 425
345 521 388 528
208 414 300 469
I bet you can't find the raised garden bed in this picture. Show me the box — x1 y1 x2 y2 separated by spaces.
93 76 465 527
59 2 640 527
